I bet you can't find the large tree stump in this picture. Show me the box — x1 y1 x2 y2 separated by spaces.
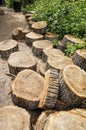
25 32 44 47
59 64 86 108
72 49 86 71
12 69 44 110
0 106 31 130
32 40 53 58
38 69 59 109
44 32 59 42
42 48 64 63
8 51 37 75
61 34 84 50
32 21 47 34
39 63 47 77
47 55 73 72
0 39 19 59
43 109 86 130
12 27 30 40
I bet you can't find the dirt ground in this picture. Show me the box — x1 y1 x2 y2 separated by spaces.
0 7 42 129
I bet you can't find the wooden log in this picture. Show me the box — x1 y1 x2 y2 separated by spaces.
39 63 47 76
44 32 59 42
28 20 36 30
59 65 86 108
32 40 53 58
47 55 73 72
42 48 64 63
32 21 47 35
57 40 64 51
72 49 86 71
0 106 31 130
25 32 44 47
8 51 37 75
38 68 59 109
0 39 19 59
61 34 84 50
12 27 30 40
0 8 4 15
25 13 34 20
12 69 44 110
43 109 86 130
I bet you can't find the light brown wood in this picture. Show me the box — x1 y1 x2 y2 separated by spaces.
25 32 44 46
32 40 53 58
28 20 36 30
61 34 84 50
59 64 86 108
45 32 59 42
8 51 37 75
32 21 47 34
43 109 86 130
12 69 44 110
47 55 73 72
0 106 31 130
57 40 64 51
42 48 64 62
39 63 47 76
38 68 59 109
72 49 86 71
25 13 34 20
0 39 19 59
12 27 30 40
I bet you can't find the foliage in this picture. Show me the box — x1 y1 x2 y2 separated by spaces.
64 42 86 57
52 39 58 48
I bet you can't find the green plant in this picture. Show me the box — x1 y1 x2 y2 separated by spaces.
52 39 58 48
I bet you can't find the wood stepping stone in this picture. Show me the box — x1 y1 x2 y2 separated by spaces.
38 68 59 109
32 21 47 34
72 49 86 71
25 13 34 20
59 64 86 108
32 40 53 58
45 32 59 42
47 55 73 72
12 69 44 110
0 39 19 59
42 109 86 130
42 48 64 63
61 34 84 50
28 20 36 30
0 106 31 130
8 51 37 75
25 32 44 47
12 27 30 40
39 63 47 76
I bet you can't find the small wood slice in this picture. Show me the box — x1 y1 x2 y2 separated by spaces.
45 32 59 42
43 109 86 130
12 69 44 110
27 16 34 22
0 39 19 59
38 68 59 109
12 27 30 40
72 49 86 71
57 40 64 51
61 34 84 50
32 40 53 58
47 55 73 72
28 20 36 30
0 106 31 130
36 110 56 130
25 32 44 47
25 13 34 20
39 63 47 76
42 48 64 63
59 64 86 108
8 51 37 75
32 21 47 34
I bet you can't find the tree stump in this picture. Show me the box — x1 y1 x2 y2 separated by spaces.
32 40 53 58
47 55 73 72
32 21 47 34
72 49 86 71
8 51 37 75
57 40 64 51
0 8 4 15
38 69 59 109
42 48 64 63
39 63 47 76
44 32 59 42
25 32 44 47
0 106 31 130
0 39 19 59
61 34 84 50
28 20 36 30
25 13 34 20
12 69 44 110
59 64 86 108
12 27 30 40
43 109 86 130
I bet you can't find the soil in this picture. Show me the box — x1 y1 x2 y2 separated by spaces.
0 7 42 129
